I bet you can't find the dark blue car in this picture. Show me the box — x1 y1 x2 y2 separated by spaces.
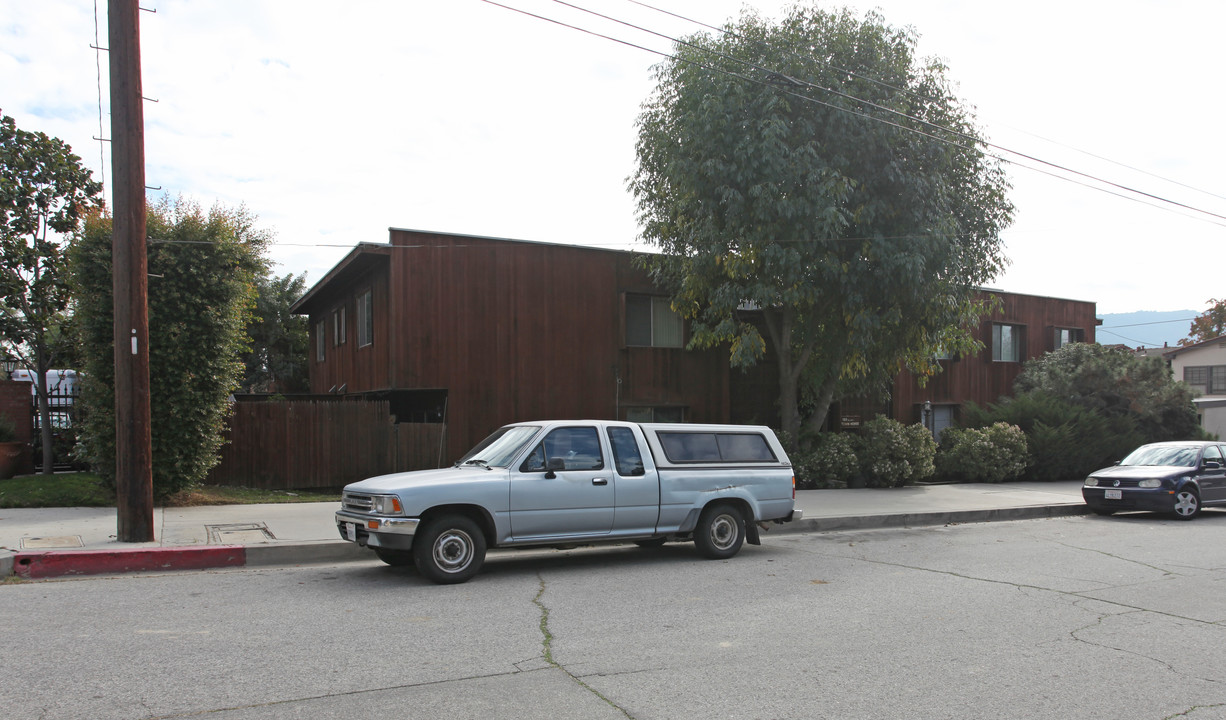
1083 441 1226 520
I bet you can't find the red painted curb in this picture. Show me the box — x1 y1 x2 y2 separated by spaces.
13 546 247 579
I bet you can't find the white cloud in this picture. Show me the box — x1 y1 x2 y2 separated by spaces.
4 0 1223 325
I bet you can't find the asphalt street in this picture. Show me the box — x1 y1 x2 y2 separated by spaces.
6 511 1226 719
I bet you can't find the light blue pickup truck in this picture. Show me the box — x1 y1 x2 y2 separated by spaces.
335 420 802 583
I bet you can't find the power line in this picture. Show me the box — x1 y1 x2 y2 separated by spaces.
485 0 1226 227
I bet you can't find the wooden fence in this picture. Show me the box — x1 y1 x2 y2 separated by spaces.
204 397 445 490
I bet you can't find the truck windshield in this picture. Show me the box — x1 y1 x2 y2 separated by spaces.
457 426 541 468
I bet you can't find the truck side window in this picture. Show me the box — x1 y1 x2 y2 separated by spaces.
607 427 646 476
521 426 604 472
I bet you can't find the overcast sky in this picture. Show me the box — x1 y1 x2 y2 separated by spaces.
5 0 1223 342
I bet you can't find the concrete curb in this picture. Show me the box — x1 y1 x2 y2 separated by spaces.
4 504 1088 579
771 503 1089 535
12 546 246 579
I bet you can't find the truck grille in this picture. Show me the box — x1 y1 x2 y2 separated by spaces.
342 492 374 513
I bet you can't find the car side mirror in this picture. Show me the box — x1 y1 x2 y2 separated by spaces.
1205 460 1222 470
544 456 566 478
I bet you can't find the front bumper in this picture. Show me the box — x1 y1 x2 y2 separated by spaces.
335 511 420 546
1082 487 1177 513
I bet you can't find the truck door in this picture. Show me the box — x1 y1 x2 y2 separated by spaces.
607 425 660 534
509 425 615 538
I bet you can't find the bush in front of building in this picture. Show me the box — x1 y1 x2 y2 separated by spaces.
962 392 1143 481
790 431 859 489
935 422 1029 483
853 416 936 488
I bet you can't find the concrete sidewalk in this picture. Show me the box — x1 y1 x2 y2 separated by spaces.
0 481 1088 579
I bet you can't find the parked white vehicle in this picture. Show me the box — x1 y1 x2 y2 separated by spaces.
336 420 801 583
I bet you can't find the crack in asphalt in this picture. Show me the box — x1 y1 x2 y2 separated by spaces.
534 573 635 719
1164 703 1226 719
1049 539 1182 576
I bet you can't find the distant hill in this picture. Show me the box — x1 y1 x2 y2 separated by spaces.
1096 310 1198 350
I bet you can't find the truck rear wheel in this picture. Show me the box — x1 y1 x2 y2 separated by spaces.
694 502 745 559
373 547 414 566
413 514 486 584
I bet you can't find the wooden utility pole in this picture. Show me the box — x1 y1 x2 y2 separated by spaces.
109 0 153 542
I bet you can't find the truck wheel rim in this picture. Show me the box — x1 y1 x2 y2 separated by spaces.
434 530 474 572
709 514 736 550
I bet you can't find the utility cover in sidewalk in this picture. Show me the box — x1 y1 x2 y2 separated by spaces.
21 535 85 549
206 523 276 544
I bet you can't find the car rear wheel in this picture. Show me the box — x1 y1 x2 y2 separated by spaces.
1173 488 1201 520
694 502 745 559
413 514 486 584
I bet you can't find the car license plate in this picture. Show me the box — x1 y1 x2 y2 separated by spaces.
346 523 357 541
1104 489 1122 500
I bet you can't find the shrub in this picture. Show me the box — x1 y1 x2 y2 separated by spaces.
853 416 936 488
791 432 858 489
0 415 16 442
935 422 1028 483
963 392 1143 481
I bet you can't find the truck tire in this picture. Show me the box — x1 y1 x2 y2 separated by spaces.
413 514 487 584
694 502 745 560
373 547 414 566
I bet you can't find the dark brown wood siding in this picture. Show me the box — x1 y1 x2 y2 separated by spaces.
891 290 1099 420
307 262 391 394
205 397 443 489
377 230 729 461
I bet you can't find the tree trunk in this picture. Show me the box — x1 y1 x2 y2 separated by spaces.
34 346 54 475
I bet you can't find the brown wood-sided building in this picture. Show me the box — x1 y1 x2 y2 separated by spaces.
290 229 733 463
292 229 1099 462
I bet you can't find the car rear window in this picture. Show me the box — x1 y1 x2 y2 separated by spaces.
657 432 776 463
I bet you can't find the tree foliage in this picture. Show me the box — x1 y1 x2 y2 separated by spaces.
630 7 1013 446
1012 342 1202 443
71 197 269 496
1180 298 1226 346
240 271 309 393
0 113 102 472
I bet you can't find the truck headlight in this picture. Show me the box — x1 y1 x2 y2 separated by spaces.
370 495 404 515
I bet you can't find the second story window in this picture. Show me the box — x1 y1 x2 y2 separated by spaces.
357 289 373 347
315 319 326 362
626 294 683 348
992 323 1023 362
332 306 347 346
1053 327 1084 350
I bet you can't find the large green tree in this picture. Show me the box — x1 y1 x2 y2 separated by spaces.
630 7 1013 445
0 113 102 473
71 196 269 496
240 271 309 393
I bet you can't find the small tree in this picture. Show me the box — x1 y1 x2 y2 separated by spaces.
1180 299 1226 347
1013 343 1201 443
0 113 102 473
240 271 309 393
71 196 268 496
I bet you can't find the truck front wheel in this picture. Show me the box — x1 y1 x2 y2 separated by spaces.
413 514 487 584
694 502 745 560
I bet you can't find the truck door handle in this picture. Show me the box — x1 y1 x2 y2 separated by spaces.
592 478 608 486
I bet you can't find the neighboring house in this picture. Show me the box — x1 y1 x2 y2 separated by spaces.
290 229 732 463
1163 337 1226 438
292 229 1100 460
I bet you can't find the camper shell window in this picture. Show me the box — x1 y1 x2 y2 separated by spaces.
657 431 777 464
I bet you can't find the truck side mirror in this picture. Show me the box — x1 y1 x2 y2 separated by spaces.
545 456 566 478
